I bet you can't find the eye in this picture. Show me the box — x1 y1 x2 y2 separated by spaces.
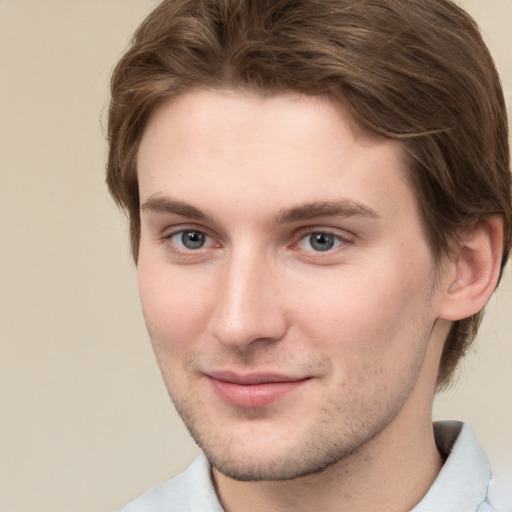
169 229 214 250
298 232 344 252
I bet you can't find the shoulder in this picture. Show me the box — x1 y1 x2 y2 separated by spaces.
118 454 224 512
119 470 190 512
483 475 512 512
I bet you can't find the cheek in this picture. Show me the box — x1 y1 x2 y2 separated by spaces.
293 258 433 369
137 261 214 353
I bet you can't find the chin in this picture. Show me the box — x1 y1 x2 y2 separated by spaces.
184 419 365 482
208 452 348 482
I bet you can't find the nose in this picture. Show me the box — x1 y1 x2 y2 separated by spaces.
207 249 288 351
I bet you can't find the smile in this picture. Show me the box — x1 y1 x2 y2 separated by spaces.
206 371 311 408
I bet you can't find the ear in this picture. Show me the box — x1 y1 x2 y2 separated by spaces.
438 217 504 321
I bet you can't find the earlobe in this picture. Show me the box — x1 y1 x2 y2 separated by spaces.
438 217 504 321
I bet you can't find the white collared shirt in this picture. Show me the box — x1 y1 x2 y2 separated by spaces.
412 421 508 511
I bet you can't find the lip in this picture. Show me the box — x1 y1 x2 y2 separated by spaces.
206 370 311 408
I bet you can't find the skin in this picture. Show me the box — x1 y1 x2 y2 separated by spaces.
136 89 473 511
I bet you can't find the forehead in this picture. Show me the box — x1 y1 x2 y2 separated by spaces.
137 89 413 221
141 88 391 158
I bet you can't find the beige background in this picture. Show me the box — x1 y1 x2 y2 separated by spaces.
0 1 511 511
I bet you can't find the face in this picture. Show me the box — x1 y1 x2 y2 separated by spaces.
137 89 446 481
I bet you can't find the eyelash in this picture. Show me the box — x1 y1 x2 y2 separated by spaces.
160 226 352 256
161 226 219 253
293 229 349 253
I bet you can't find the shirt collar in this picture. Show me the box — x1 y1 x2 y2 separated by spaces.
412 421 492 511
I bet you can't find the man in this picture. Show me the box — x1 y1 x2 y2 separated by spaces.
107 0 511 510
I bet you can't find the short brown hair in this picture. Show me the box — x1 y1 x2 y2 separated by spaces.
106 0 511 389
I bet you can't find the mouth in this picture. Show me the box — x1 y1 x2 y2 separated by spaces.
206 370 311 408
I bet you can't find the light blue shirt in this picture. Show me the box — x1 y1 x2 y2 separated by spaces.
119 421 510 511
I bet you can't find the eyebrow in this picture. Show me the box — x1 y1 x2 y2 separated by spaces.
273 200 380 224
140 196 215 221
140 195 379 224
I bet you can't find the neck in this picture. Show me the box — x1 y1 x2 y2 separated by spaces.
213 412 442 512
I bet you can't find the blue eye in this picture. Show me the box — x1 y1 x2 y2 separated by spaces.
299 232 344 252
310 233 334 251
171 230 210 250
